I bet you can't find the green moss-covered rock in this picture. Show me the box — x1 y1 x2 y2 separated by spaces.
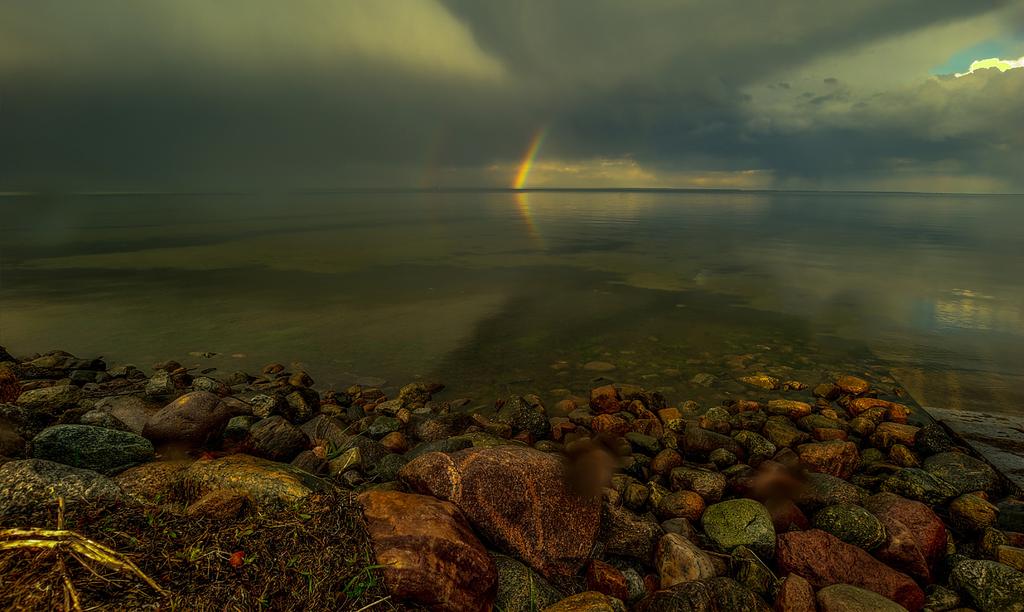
31 424 154 474
813 503 886 551
950 557 1024 612
701 499 775 558
492 552 562 612
880 468 957 505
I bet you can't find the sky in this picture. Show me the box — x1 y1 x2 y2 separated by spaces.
1 0 1023 193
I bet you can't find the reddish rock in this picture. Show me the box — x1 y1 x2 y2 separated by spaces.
811 428 848 442
796 441 859 479
650 449 684 475
590 385 622 414
592 414 630 437
767 400 813 419
142 391 248 446
835 375 871 395
776 529 924 611
848 397 907 417
399 446 601 579
550 418 577 442
587 559 629 601
359 490 496 612
870 423 920 449
657 491 705 521
380 431 409 454
774 573 815 612
768 498 810 533
632 418 664 438
864 492 947 582
658 407 681 423
0 366 21 403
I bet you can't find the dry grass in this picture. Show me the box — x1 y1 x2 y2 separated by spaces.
0 493 411 611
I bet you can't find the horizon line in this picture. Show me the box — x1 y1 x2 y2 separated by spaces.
1 186 1022 197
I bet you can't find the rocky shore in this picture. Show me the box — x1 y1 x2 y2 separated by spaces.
1 345 1024 611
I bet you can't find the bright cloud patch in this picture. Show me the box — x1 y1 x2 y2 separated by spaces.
955 56 1024 77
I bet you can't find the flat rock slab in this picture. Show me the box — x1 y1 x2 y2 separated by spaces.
0 458 125 516
925 406 1024 493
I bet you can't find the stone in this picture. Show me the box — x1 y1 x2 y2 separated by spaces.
766 400 812 419
734 431 777 463
682 427 744 459
405 436 472 461
359 490 497 612
691 373 717 387
16 384 82 410
248 416 308 461
740 374 780 390
949 494 999 532
592 414 630 436
180 453 335 507
816 584 908 612
31 424 154 474
813 503 886 550
794 472 864 512
327 447 362 475
796 441 859 479
774 573 815 612
835 375 870 395
283 388 319 423
495 396 549 440
638 580 715 612
914 424 955 456
709 448 737 469
142 391 248 447
248 393 283 418
999 500 1024 532
949 557 1024 612
998 546 1024 573
380 430 409 454
0 422 26 457
670 466 726 502
864 492 947 583
368 453 409 482
776 529 924 611
763 417 810 448
704 577 770 611
78 409 130 432
922 452 999 496
888 444 919 468
656 533 718 588
768 499 810 534
0 458 125 515
91 395 161 435
492 553 562 612
114 459 192 502
698 407 732 434
144 371 179 397
299 414 350 449
186 489 248 519
658 491 706 521
923 584 959 612
399 446 601 579
870 423 920 450
702 499 775 558
602 504 662 561
542 591 625 612
590 385 622 414
880 468 957 505
588 559 629 601
650 449 684 474
732 545 779 599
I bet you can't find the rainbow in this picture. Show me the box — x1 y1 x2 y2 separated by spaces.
512 126 548 189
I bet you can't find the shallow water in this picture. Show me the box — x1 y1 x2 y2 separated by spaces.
2 190 1022 414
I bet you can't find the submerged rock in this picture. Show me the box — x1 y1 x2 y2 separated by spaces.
359 490 497 612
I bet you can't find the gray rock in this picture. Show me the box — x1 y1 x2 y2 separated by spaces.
602 503 663 561
949 557 1024 612
494 396 548 441
813 503 886 550
142 391 248 447
405 436 473 461
923 584 960 612
816 584 907 612
923 451 999 496
656 533 719 588
366 415 401 438
248 393 283 418
31 424 154 474
368 453 409 482
144 371 178 398
284 388 319 424
249 416 308 461
701 499 776 558
91 395 161 435
733 430 776 462
880 468 958 504
78 409 131 432
0 458 125 515
492 552 562 612
670 466 726 502
16 384 82 410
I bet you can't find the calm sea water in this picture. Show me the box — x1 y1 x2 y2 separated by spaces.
2 190 1022 415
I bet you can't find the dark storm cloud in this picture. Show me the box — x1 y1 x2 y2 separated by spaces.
0 0 1020 192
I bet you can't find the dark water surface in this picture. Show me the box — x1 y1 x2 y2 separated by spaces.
2 190 1022 415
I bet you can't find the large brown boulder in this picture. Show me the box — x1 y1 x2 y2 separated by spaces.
399 446 601 578
776 529 924 611
142 391 248 446
358 490 497 612
864 492 947 582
